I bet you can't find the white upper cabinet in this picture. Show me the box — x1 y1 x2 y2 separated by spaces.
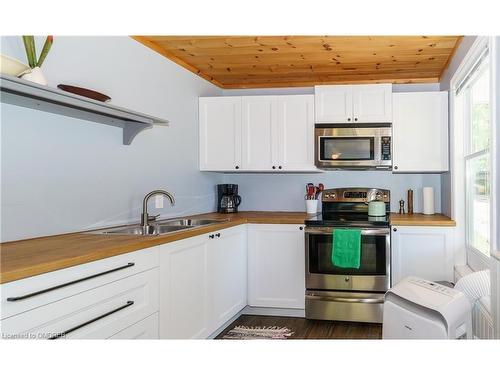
199 97 242 171
241 96 278 170
199 95 316 172
315 85 353 123
352 84 392 123
392 92 449 172
277 95 316 171
315 84 392 124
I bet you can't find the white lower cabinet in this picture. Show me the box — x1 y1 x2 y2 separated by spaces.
159 225 247 339
391 226 455 285
247 224 305 309
0 247 159 340
109 313 159 339
1 267 159 339
159 234 210 339
207 226 247 333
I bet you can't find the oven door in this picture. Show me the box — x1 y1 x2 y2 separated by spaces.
305 227 390 292
315 127 391 169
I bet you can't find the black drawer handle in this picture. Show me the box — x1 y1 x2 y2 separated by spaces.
49 300 135 340
7 262 135 302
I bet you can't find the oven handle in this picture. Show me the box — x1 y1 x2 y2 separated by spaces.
305 227 390 236
306 294 384 304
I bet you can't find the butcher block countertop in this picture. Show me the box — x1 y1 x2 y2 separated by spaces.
0 211 455 284
390 213 456 227
0 212 310 284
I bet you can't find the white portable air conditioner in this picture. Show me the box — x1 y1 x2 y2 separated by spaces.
383 277 472 339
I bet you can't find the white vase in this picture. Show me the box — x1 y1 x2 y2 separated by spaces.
20 67 47 85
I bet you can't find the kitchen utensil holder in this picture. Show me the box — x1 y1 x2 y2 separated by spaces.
306 199 318 214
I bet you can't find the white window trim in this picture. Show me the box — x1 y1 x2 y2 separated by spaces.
491 37 499 263
450 36 494 272
490 37 499 339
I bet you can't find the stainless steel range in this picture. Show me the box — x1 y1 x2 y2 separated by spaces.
304 187 391 323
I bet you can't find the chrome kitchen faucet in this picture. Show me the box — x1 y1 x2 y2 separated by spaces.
141 190 175 228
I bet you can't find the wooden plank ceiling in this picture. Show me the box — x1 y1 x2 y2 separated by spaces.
132 36 463 89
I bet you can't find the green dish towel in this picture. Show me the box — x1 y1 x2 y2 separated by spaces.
332 229 361 269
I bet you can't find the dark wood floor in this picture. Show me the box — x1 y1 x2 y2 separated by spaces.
216 314 382 339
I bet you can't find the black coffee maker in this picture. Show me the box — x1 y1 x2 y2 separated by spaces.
217 184 241 213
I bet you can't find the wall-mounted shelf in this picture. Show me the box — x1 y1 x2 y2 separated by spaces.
0 74 169 145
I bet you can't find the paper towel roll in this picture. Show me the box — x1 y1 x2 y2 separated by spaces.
423 187 435 215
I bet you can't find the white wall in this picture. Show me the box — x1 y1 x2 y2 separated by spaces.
0 36 223 242
223 172 441 213
439 36 478 217
222 84 442 213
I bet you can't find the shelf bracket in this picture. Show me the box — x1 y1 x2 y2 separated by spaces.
123 122 153 145
1 74 169 146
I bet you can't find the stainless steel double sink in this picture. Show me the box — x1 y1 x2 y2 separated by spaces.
89 218 228 236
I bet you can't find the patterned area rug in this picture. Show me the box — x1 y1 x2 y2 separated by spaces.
222 326 294 339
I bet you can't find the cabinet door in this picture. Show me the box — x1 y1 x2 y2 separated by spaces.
1 268 159 339
277 95 316 171
391 226 455 285
159 236 210 339
352 83 392 123
1 247 159 321
207 226 247 332
248 224 305 309
241 96 278 170
314 85 353 123
199 97 242 171
392 92 448 172
109 313 159 339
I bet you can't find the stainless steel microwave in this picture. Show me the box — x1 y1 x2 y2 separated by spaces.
314 124 392 170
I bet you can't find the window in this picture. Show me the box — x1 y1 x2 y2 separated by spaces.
456 46 492 259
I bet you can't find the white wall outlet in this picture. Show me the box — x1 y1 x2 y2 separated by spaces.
155 195 164 209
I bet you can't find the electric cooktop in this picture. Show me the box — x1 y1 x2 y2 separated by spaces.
305 187 391 228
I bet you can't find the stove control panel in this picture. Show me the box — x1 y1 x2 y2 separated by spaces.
322 188 390 203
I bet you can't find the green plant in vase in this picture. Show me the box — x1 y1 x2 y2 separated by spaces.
20 35 53 85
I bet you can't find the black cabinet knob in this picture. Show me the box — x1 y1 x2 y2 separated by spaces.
347 118 351 121
278 166 282 170
215 233 221 238
354 118 358 121
235 166 240 169
393 228 397 232
209 234 215 239
272 166 276 169
299 226 303 230
394 165 398 170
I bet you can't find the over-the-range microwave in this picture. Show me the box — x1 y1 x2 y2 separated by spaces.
314 124 392 170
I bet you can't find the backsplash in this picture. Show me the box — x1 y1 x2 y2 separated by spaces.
223 171 442 213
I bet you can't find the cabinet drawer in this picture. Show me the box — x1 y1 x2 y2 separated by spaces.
0 268 159 339
1 246 159 320
109 312 159 339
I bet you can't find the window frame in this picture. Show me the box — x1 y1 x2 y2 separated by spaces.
450 36 494 271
